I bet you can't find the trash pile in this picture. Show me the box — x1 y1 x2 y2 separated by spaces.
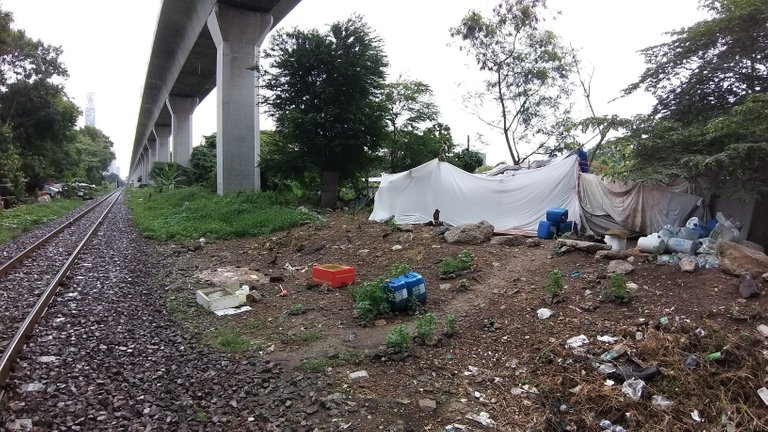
640 213 750 270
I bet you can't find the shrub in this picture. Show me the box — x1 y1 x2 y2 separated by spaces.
457 279 470 291
415 313 437 343
287 304 304 315
350 279 390 322
545 268 564 298
601 272 631 303
444 314 458 336
385 263 411 279
385 324 411 353
438 250 474 277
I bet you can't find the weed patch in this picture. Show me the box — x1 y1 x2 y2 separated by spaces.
544 269 564 302
444 314 459 336
438 250 474 277
211 328 251 353
415 313 437 344
281 329 322 346
350 279 391 322
385 324 411 353
0 199 83 244
600 273 631 303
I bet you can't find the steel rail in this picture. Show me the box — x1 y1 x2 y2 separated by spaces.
0 189 121 279
0 189 123 387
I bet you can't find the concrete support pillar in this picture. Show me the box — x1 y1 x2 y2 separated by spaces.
148 140 157 164
154 126 172 162
207 5 272 195
167 96 198 167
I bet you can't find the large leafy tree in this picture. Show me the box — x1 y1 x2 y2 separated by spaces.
618 0 768 196
72 126 115 185
261 15 388 207
381 79 448 172
190 133 216 189
451 0 577 165
0 7 85 195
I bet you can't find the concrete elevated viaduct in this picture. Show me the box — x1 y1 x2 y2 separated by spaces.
128 0 301 194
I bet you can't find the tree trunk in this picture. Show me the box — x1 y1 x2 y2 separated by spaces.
320 171 339 209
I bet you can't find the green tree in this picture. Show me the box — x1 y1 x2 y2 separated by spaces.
449 147 484 173
190 133 216 189
618 0 768 196
451 0 577 165
71 126 115 185
261 15 388 207
381 79 447 172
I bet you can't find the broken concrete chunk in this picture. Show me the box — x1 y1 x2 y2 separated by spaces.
607 260 634 275
718 240 768 278
595 250 631 260
418 398 437 412
679 258 696 273
444 221 494 244
490 235 526 247
557 239 612 253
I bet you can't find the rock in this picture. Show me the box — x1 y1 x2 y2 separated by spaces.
396 224 414 232
5 419 33 430
439 283 451 290
374 319 387 326
536 308 554 319
557 239 612 253
300 242 326 256
757 324 768 338
269 275 285 283
246 291 262 302
739 273 762 299
595 250 632 260
444 221 495 244
418 398 436 412
20 383 43 392
490 235 526 247
433 226 450 236
718 240 768 278
679 258 696 273
399 232 414 243
526 238 541 247
348 370 369 381
741 240 765 254
607 260 635 275
391 245 403 251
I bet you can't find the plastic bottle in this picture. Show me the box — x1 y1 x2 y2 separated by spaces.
600 344 629 361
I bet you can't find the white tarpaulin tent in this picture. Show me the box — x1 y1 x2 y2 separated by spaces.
369 156 581 232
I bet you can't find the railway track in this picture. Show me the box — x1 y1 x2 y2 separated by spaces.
0 189 122 390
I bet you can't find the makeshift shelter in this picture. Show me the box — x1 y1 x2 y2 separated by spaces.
369 156 581 233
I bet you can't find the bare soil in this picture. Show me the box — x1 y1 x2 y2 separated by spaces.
155 211 768 431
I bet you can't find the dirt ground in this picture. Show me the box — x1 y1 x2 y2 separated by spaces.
154 211 768 431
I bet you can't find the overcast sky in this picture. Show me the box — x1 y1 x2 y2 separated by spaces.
2 0 706 175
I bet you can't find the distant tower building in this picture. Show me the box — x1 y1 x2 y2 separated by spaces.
85 92 96 126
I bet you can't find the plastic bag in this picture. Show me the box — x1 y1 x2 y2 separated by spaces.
686 217 699 229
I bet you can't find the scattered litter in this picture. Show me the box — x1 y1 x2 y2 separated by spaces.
213 305 252 316
36 356 58 363
536 308 554 319
465 411 496 428
608 364 660 382
510 385 538 395
599 419 627 432
695 327 706 337
597 335 619 344
621 378 645 400
444 424 467 432
278 285 289 297
659 316 670 326
635 331 644 340
391 245 402 250
758 387 768 406
691 410 702 422
597 364 617 375
473 391 490 403
196 285 249 311
20 383 43 392
600 343 629 361
570 271 582 278
565 335 589 348
656 255 680 265
626 282 639 290
651 395 674 408
706 351 723 361
604 379 615 386
683 355 699 370
463 366 479 376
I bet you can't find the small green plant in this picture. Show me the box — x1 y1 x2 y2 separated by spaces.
415 313 437 343
151 162 185 192
384 324 411 353
212 329 251 353
408 295 423 315
438 250 474 277
385 263 411 279
545 268 565 299
299 357 332 373
287 303 305 315
648 248 660 264
281 329 323 346
350 279 391 322
444 314 459 336
600 272 631 303
596 264 607 279
194 408 208 422
387 217 397 231
457 279 470 291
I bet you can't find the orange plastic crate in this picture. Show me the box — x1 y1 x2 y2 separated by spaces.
311 264 356 288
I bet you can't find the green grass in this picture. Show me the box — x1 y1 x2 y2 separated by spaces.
438 250 474 277
211 328 252 353
125 187 313 240
299 350 361 373
0 199 84 244
281 329 323 346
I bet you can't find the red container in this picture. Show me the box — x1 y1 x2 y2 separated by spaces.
311 264 356 288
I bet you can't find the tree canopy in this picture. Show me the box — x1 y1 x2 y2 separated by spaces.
615 0 768 196
451 0 576 165
261 15 388 207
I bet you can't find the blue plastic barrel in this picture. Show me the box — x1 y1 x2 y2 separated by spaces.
558 221 577 234
546 208 569 223
402 272 427 306
538 220 557 239
384 276 410 312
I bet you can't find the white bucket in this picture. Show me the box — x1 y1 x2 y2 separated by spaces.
638 234 666 254
604 234 627 251
666 237 699 254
